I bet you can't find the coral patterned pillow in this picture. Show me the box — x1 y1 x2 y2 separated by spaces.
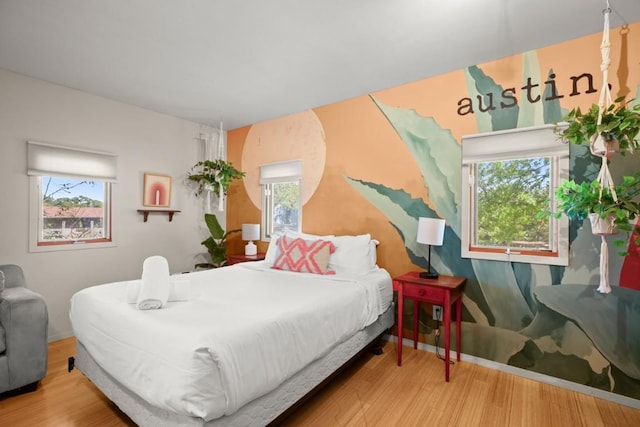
273 236 336 274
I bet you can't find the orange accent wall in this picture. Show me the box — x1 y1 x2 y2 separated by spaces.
227 22 640 279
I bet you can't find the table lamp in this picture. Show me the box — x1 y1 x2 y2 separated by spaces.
242 224 260 256
416 217 445 279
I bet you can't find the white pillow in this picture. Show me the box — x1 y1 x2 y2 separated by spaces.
328 234 374 276
264 230 334 267
284 228 334 240
264 233 282 267
369 239 379 269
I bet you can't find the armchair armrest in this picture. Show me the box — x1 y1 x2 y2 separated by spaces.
0 286 48 393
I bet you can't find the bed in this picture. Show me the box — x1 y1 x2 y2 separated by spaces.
70 232 394 426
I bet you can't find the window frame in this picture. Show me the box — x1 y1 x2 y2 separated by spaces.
460 124 569 266
29 176 115 252
259 160 303 241
27 141 117 252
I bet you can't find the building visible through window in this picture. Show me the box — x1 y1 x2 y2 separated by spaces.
39 176 110 244
27 141 116 252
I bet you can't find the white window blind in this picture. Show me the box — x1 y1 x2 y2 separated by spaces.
27 141 117 182
259 160 303 184
462 123 569 164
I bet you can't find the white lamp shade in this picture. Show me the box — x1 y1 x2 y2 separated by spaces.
416 217 445 246
242 224 260 241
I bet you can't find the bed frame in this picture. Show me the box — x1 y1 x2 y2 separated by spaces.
74 304 394 426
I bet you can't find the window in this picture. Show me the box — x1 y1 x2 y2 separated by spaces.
260 160 302 240
461 124 569 265
28 141 117 252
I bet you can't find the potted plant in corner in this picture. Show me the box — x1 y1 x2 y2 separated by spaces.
187 159 246 197
195 213 241 269
556 96 640 156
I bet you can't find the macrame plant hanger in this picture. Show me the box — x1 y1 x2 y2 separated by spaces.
593 1 616 294
201 121 225 213
216 121 225 212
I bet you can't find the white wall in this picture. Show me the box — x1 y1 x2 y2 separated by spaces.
0 68 219 340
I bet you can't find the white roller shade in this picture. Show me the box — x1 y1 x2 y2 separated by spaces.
462 124 569 164
259 160 302 184
27 141 117 182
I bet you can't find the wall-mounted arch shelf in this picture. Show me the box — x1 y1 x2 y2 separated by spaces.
137 209 181 222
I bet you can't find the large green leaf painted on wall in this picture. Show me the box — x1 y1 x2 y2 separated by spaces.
520 304 611 375
542 68 563 124
534 285 640 385
369 98 461 235
470 259 534 329
456 322 529 364
518 51 543 127
345 177 493 325
464 65 519 132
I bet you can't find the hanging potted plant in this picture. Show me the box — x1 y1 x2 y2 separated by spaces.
556 96 640 156
187 159 245 197
541 173 640 254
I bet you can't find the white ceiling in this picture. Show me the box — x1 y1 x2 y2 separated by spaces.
1 0 639 130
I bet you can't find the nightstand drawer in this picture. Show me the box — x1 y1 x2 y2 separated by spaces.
402 282 445 302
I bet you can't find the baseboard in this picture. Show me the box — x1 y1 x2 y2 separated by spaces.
384 334 640 410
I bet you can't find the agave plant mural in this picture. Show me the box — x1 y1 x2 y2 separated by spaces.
346 51 640 399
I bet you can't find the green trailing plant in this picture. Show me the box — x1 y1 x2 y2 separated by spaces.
556 96 640 154
187 159 246 197
539 173 640 254
195 213 241 269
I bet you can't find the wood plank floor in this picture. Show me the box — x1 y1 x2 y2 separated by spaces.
0 337 638 426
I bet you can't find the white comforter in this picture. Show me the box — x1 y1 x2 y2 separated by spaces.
70 263 391 421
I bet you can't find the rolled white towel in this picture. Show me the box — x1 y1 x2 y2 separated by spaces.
126 278 191 304
137 256 171 310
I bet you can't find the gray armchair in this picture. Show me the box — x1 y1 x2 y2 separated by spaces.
0 264 48 395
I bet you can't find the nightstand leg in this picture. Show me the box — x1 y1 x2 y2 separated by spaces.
413 299 419 349
456 296 462 361
444 291 451 382
397 285 403 366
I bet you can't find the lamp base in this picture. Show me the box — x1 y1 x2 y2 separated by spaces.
419 271 439 279
245 241 257 256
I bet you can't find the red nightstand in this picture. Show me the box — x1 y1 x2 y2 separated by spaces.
393 272 466 381
226 253 266 266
